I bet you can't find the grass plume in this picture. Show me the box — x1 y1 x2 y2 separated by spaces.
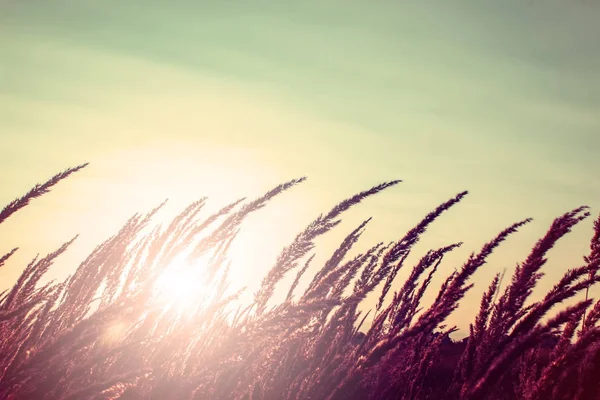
0 166 599 400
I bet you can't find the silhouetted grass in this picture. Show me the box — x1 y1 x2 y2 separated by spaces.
1 165 599 400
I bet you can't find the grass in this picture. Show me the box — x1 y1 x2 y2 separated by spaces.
1 164 599 400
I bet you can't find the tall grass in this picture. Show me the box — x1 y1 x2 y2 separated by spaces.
1 165 599 400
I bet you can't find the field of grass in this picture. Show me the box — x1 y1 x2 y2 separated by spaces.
1 165 599 400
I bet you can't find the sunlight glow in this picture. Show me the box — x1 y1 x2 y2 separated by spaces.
102 320 127 345
152 252 217 315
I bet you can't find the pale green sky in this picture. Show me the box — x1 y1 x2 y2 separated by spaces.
1 0 599 331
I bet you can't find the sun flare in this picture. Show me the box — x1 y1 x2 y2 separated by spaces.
152 253 217 314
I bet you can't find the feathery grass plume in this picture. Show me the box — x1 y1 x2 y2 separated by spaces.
530 325 600 400
453 273 501 388
405 248 455 326
376 251 411 313
465 300 593 400
489 207 589 340
190 178 305 261
345 192 469 326
4 165 600 400
303 217 372 300
54 217 148 328
357 192 469 311
331 243 385 301
582 213 600 332
1 255 38 310
582 298 600 334
0 300 36 322
180 198 245 259
414 219 532 336
353 309 372 336
462 209 599 395
203 234 237 283
510 262 600 340
0 163 88 226
286 254 315 302
308 248 372 310
352 241 393 296
573 341 600 400
61 369 149 400
379 191 467 270
254 180 401 314
323 210 523 400
0 284 65 382
9 237 77 307
388 243 462 331
0 248 18 269
331 219 530 400
157 198 207 258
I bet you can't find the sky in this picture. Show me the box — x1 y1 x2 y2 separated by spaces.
1 0 599 332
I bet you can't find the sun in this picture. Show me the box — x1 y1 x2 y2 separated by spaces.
152 252 217 315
